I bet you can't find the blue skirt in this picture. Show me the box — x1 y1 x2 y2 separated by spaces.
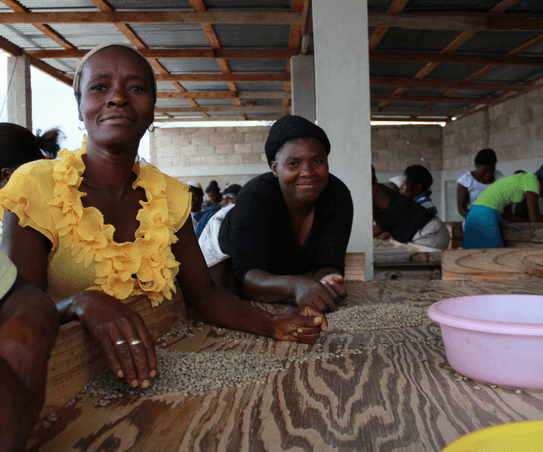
463 205 503 249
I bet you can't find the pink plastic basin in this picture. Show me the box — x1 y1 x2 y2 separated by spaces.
427 294 543 391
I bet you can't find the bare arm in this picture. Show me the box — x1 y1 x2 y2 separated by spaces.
2 210 157 389
0 274 59 452
501 204 529 223
526 191 543 223
241 268 342 312
456 184 470 218
172 220 327 342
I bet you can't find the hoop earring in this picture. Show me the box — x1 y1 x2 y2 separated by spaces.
78 121 86 131
148 124 155 132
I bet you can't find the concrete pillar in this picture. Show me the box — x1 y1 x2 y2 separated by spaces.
7 54 32 129
482 108 490 148
291 54 316 122
312 0 373 279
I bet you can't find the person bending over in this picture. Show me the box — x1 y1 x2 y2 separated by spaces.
463 172 543 249
372 168 450 250
219 115 354 313
0 43 327 393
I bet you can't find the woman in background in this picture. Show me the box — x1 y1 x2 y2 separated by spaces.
0 122 62 188
400 164 438 215
456 148 504 219
463 172 543 249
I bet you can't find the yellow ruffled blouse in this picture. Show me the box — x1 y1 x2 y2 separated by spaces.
0 141 191 306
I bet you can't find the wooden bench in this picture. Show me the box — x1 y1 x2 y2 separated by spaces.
442 247 543 281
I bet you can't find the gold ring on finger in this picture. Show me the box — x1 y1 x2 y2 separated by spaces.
115 340 127 347
130 339 143 346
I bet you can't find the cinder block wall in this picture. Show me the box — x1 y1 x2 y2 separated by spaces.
441 84 543 221
371 125 443 172
151 126 269 169
443 88 543 171
151 124 441 175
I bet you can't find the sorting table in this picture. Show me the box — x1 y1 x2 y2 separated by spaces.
26 280 543 452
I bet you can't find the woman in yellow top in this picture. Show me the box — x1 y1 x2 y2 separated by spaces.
0 43 327 390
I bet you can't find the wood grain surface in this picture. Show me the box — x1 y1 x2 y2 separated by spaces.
27 280 543 452
442 247 543 281
502 222 543 247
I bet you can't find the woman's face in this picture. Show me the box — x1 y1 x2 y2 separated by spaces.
207 190 221 203
78 47 155 151
271 137 329 206
474 164 495 182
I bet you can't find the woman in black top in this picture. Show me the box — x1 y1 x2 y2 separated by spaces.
372 166 450 249
220 115 354 313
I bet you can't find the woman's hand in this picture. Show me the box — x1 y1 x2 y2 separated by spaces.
294 273 348 313
272 306 327 343
320 273 348 301
69 291 157 388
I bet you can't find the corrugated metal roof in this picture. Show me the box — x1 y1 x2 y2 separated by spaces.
377 29 463 52
0 0 542 122
158 59 221 73
214 25 290 48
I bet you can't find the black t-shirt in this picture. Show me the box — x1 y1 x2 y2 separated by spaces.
219 172 353 296
374 191 435 243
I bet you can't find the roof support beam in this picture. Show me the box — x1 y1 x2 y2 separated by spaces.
0 11 302 25
158 91 292 99
370 76 525 92
156 105 290 113
371 93 492 104
369 51 543 66
27 48 301 60
155 73 289 83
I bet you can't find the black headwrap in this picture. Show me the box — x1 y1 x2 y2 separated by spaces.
264 115 330 166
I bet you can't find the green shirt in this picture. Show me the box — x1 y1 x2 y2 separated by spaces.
474 173 539 211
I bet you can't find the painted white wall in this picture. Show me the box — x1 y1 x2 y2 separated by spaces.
312 0 373 279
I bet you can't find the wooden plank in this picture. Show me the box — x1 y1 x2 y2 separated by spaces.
370 76 524 92
371 93 492 105
442 248 543 281
155 105 290 113
154 116 282 123
502 222 543 247
344 252 365 282
368 13 543 32
156 73 289 82
26 280 543 452
27 48 301 60
0 11 303 25
369 51 543 67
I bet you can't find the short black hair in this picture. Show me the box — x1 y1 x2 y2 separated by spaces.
475 148 497 166
404 164 433 194
205 180 220 193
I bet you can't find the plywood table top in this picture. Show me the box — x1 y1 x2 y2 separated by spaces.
26 280 543 452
